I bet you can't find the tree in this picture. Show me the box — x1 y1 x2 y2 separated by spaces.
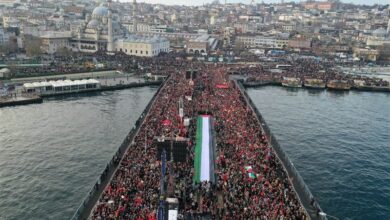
233 42 245 55
56 47 72 57
24 35 42 57
0 41 17 55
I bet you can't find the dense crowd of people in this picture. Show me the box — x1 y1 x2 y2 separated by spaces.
7 50 389 88
238 58 389 87
91 53 308 219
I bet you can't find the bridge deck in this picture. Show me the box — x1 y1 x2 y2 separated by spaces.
76 67 325 220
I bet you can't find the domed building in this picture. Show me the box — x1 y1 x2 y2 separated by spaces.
70 0 125 52
42 0 171 56
366 28 390 47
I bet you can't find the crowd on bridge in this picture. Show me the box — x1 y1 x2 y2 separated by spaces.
91 55 197 220
173 66 307 219
90 52 308 219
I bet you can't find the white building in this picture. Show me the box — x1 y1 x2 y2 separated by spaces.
186 34 218 54
236 35 289 49
0 26 12 44
65 0 168 56
125 23 167 34
115 36 170 57
40 32 72 54
366 28 390 47
2 15 19 28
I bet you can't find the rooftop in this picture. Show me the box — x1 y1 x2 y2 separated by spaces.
123 35 168 43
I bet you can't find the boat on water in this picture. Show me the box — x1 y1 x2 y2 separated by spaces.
304 79 326 89
282 77 302 88
327 80 351 90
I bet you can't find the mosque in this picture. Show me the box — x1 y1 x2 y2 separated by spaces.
366 25 390 47
70 0 124 52
41 0 169 56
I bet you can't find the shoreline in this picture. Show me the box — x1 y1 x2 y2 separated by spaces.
243 81 390 93
236 81 324 219
70 77 168 220
0 81 162 108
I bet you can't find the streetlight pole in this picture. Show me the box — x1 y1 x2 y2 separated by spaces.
319 212 339 220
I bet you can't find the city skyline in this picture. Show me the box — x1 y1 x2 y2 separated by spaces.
121 0 389 6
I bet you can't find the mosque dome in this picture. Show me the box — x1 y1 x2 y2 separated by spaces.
87 19 100 28
0 68 10 74
373 28 387 37
92 4 109 18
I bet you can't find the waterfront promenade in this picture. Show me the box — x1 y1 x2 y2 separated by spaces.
232 59 390 92
86 64 321 219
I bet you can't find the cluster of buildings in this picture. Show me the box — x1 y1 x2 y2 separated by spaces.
0 0 389 61
0 0 170 57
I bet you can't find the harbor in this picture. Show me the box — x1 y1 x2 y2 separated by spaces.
0 71 163 108
235 61 390 92
243 79 390 92
1 82 389 220
1 0 390 218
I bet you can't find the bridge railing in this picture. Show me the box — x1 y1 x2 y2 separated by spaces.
235 80 326 220
70 80 167 220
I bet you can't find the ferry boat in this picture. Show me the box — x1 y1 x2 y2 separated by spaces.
282 77 302 88
326 80 351 90
23 79 101 96
304 79 326 89
353 80 390 92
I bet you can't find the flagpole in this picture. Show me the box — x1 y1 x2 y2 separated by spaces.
144 132 147 154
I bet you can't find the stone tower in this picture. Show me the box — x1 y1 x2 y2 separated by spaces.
387 18 390 33
107 10 114 52
133 0 137 33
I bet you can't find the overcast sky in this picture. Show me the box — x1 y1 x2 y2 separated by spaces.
121 0 389 6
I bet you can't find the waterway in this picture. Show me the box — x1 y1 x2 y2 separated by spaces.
0 87 157 220
0 85 389 220
247 87 390 220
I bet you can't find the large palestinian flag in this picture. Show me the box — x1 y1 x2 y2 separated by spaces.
193 115 214 184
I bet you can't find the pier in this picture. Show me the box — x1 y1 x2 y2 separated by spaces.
0 95 42 107
78 65 325 220
0 80 162 108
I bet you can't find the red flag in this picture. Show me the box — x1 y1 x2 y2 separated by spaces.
162 119 171 126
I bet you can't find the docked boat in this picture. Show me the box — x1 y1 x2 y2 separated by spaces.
282 77 302 88
23 79 101 96
304 79 326 89
326 80 351 90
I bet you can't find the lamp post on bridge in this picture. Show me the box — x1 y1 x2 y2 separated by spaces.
319 212 339 220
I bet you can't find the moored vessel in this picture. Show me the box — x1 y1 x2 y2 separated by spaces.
282 77 302 88
304 79 326 89
327 80 351 90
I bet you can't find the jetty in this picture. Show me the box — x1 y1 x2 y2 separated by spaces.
74 66 326 220
0 79 162 108
0 95 42 107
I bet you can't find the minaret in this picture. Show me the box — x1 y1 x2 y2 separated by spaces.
133 0 137 33
387 19 390 33
107 10 114 52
